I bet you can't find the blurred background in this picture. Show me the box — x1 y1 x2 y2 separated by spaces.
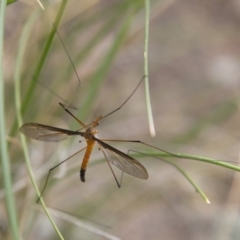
2 0 240 239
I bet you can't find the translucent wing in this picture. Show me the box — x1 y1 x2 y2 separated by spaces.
19 123 82 142
95 137 148 179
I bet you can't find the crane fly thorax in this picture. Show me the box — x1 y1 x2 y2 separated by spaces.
83 126 98 141
82 116 101 141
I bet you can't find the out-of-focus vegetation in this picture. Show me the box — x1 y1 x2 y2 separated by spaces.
2 0 240 239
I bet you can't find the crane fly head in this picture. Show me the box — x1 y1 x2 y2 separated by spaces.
92 116 102 128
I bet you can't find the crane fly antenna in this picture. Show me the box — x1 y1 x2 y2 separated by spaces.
100 75 146 121
53 24 81 109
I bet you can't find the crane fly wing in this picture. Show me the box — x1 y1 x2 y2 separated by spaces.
100 145 148 179
95 137 148 179
20 123 82 142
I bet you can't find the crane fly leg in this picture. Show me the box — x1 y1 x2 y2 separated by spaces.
99 145 121 188
59 102 87 128
98 139 180 159
58 76 146 132
37 146 87 203
100 76 146 121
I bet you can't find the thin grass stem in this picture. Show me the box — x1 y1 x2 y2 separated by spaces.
14 10 64 240
10 0 68 136
144 0 156 137
0 0 21 239
79 12 132 121
129 150 210 203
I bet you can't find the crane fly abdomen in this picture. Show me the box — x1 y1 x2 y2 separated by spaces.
80 140 95 182
80 126 97 182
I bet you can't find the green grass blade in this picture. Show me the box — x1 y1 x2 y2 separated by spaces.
0 0 21 239
61 6 127 86
79 12 132 121
137 151 240 172
129 150 210 203
7 0 17 5
14 10 65 240
10 0 68 136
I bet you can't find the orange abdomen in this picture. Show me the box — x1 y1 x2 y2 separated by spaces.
80 140 95 182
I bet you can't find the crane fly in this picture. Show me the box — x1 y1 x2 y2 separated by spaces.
19 77 179 201
20 92 148 181
19 29 180 201
20 114 148 180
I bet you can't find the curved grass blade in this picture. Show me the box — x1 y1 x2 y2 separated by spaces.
10 0 68 137
129 150 210 204
144 0 155 137
14 10 64 240
0 0 20 238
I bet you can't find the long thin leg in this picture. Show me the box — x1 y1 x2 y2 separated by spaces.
54 26 81 109
37 81 78 110
99 145 121 188
119 168 124 187
58 76 146 132
37 146 87 203
100 76 146 121
98 139 181 159
59 104 95 132
59 102 87 128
